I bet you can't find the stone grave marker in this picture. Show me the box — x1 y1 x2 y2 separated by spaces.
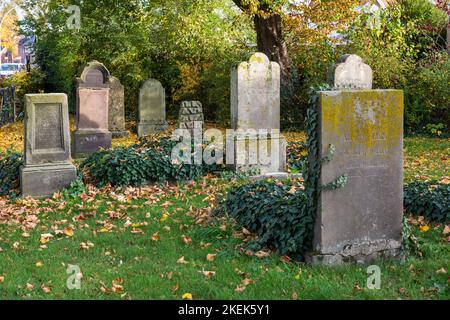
73 61 112 158
20 93 77 198
307 55 404 265
178 101 204 135
229 52 286 173
137 79 168 137
108 76 128 138
328 54 373 90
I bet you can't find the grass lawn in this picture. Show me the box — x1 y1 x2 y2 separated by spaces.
0 122 449 300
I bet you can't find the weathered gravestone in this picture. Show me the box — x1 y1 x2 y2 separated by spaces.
228 52 286 173
307 55 404 265
137 79 168 137
178 101 204 135
73 61 112 158
108 76 128 138
20 94 77 198
328 54 373 90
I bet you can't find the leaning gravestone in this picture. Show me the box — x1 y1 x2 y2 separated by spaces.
178 101 204 135
73 61 112 158
137 79 168 137
307 55 404 265
228 52 286 173
20 94 77 198
108 76 128 138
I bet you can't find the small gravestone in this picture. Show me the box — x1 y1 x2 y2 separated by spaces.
328 54 373 90
73 61 112 158
229 52 286 173
178 101 204 135
137 79 168 137
307 55 403 265
20 94 77 198
108 76 128 138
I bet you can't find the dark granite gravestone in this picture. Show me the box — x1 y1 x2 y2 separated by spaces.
20 94 77 198
73 61 112 158
137 79 168 137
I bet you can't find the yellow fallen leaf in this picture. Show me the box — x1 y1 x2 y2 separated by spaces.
160 213 169 222
182 293 193 300
26 283 34 290
36 261 44 268
63 227 74 237
420 225 430 232
39 233 53 244
0 275 4 283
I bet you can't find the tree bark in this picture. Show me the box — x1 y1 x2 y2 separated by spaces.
253 13 292 88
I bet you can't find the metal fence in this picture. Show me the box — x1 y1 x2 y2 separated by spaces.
0 86 16 127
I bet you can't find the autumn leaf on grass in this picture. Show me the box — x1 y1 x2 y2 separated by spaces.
112 278 124 294
0 275 4 283
177 256 188 264
39 233 53 244
160 213 169 223
443 226 450 235
63 227 74 237
130 228 144 234
436 268 447 274
41 284 52 294
181 235 192 245
36 261 44 268
80 241 94 250
206 254 216 262
151 232 160 242
26 283 34 291
420 225 430 232
182 293 193 300
198 270 216 279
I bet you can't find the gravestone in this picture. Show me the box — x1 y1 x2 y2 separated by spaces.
229 52 286 173
73 61 112 158
108 76 128 138
20 94 77 198
137 79 168 137
328 54 373 90
307 55 404 265
178 101 204 135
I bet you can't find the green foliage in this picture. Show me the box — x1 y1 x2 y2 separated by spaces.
61 179 87 200
404 181 450 223
2 68 46 115
80 137 220 187
217 179 310 258
405 52 450 131
0 149 23 196
402 216 423 257
286 141 307 173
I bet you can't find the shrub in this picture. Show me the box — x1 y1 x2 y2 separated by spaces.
404 181 450 223
286 141 307 173
215 179 312 259
80 137 220 187
0 150 23 196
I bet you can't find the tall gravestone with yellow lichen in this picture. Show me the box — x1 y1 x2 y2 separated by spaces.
307 54 404 265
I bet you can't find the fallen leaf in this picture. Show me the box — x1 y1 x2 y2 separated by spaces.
160 213 169 222
112 278 124 293
26 283 34 290
182 293 193 300
181 235 192 245
420 225 430 232
177 256 188 264
206 254 216 262
39 233 53 244
41 284 51 294
151 232 160 242
443 226 450 235
63 227 74 237
0 275 4 283
436 268 447 274
255 251 270 258
36 261 44 268
199 270 216 279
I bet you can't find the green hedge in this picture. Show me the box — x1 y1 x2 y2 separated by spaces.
215 179 312 259
0 150 22 196
80 137 221 187
404 181 450 223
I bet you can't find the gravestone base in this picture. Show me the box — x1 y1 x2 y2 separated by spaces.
111 130 129 139
231 136 286 174
306 240 404 265
73 130 112 158
20 163 77 199
137 120 168 137
248 172 303 182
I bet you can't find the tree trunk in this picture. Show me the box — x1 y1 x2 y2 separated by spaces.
253 13 292 89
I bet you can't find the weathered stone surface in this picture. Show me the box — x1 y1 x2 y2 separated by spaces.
108 76 128 138
307 90 404 265
138 79 168 137
20 94 76 198
73 61 112 158
229 53 285 173
328 54 373 90
178 101 204 134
